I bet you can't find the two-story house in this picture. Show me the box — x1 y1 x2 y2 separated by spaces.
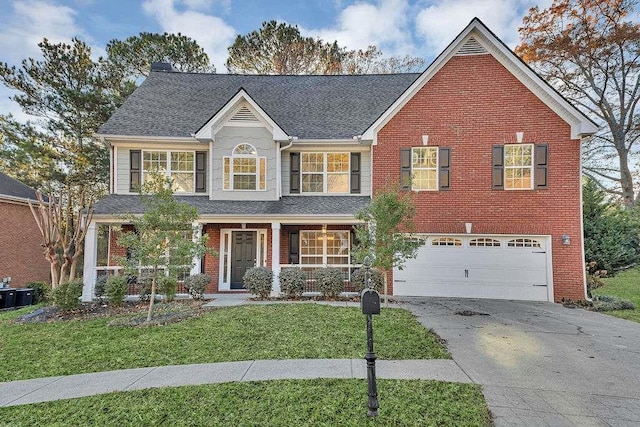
82 19 597 302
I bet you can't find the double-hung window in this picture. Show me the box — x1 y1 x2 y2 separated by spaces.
411 147 438 190
301 152 350 193
300 230 350 265
223 143 266 191
492 143 548 190
142 150 195 193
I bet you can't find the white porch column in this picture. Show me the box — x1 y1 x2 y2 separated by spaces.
82 221 98 302
271 222 281 295
191 222 203 276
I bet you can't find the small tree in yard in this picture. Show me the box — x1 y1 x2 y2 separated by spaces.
116 173 208 322
353 184 424 304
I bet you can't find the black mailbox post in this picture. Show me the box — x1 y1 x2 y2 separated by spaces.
361 256 380 417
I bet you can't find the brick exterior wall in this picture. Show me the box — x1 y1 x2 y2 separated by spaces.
0 200 50 287
374 54 585 301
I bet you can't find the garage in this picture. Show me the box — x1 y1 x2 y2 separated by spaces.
393 235 552 301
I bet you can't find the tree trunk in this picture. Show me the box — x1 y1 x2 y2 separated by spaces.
617 146 635 209
147 271 157 322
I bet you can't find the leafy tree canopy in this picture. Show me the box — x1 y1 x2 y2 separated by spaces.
517 0 640 208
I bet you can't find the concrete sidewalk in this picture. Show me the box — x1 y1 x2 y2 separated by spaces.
0 358 471 407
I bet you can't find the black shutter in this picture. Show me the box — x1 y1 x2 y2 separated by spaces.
534 144 548 189
130 150 141 192
492 145 504 190
350 153 361 194
289 231 299 264
195 151 206 193
400 148 412 190
439 147 451 190
290 153 300 194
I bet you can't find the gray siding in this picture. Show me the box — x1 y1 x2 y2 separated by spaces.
116 147 130 194
212 126 278 201
281 148 371 196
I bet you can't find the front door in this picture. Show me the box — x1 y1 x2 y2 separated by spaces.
231 231 257 289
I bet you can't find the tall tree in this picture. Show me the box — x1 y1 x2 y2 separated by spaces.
116 174 209 322
516 0 640 208
353 185 424 304
341 45 425 74
226 20 344 74
106 32 215 79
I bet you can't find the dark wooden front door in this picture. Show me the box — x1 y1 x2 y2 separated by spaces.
231 231 257 289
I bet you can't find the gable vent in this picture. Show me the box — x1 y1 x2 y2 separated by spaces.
229 106 260 123
455 37 488 56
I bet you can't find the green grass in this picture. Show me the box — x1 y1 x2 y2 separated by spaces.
595 268 640 322
0 304 449 381
0 379 490 426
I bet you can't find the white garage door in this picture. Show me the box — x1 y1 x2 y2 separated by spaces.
393 235 551 301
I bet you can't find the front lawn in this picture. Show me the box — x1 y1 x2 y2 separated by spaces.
0 379 490 426
595 268 640 322
0 303 449 381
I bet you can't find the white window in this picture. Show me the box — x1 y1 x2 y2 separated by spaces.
223 144 266 191
507 238 541 248
504 144 533 190
142 150 195 193
431 237 462 246
301 153 350 193
470 238 501 247
412 147 438 190
300 230 350 265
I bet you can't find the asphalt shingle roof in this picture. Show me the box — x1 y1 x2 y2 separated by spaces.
93 194 370 217
98 72 420 139
0 172 39 201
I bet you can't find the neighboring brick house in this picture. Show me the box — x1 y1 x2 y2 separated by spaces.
0 172 50 287
82 19 597 302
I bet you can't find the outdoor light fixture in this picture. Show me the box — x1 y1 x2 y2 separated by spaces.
562 234 570 245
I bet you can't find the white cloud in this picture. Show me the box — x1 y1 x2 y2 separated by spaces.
304 0 416 56
142 0 236 70
0 0 84 64
415 0 553 54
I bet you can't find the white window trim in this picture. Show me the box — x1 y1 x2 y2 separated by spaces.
218 229 268 290
504 143 534 190
141 149 196 194
411 146 439 191
301 152 351 194
300 230 351 266
223 144 267 192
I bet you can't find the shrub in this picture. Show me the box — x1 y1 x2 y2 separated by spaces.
52 280 83 312
137 278 152 301
350 267 385 293
279 268 307 298
105 276 128 306
183 273 211 300
315 267 345 298
158 276 178 302
94 276 108 301
25 281 51 304
591 294 635 312
243 267 273 298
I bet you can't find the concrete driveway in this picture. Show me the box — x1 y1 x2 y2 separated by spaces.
397 297 640 426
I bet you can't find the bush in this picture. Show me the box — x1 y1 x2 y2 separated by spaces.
315 267 345 298
243 267 273 298
279 268 307 298
94 276 108 301
137 278 152 301
350 267 385 293
52 280 83 312
591 294 636 312
25 281 51 304
105 276 128 306
158 276 178 302
183 273 211 300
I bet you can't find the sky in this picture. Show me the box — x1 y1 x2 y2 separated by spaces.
0 0 554 121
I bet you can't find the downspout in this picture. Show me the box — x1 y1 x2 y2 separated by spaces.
278 136 296 199
580 134 593 302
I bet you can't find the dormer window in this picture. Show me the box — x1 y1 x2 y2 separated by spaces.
223 143 266 191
